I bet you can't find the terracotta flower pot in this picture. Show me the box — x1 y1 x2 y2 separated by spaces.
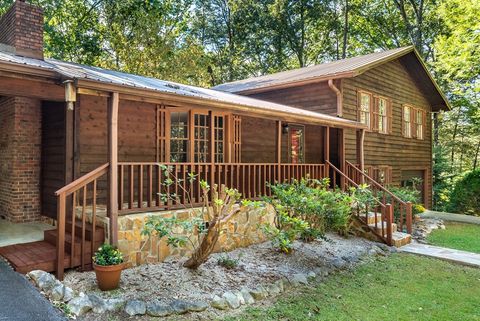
93 263 124 291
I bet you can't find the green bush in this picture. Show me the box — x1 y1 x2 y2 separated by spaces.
265 177 354 240
447 170 480 216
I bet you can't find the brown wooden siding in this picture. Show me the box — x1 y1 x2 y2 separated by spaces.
247 81 338 116
342 59 432 206
41 101 65 218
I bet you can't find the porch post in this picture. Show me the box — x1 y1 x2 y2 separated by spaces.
108 92 119 246
276 120 282 181
324 126 330 178
356 128 365 184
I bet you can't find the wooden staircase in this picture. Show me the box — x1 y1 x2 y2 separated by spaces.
0 220 104 274
360 212 411 247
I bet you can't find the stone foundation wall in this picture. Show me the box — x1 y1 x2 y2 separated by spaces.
117 204 276 267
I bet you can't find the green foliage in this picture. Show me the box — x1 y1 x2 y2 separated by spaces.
92 244 124 266
217 253 241 269
266 178 354 237
447 170 480 215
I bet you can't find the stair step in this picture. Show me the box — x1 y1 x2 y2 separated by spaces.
368 222 397 233
392 232 412 247
362 212 383 225
43 230 102 255
65 220 105 242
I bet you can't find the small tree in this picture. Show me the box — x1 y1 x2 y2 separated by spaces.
142 165 260 269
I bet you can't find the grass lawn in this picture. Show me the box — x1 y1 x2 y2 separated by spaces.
225 254 480 321
427 222 480 254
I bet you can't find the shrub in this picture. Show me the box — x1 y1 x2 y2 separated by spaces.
265 177 354 240
217 254 241 269
93 244 124 266
447 170 480 216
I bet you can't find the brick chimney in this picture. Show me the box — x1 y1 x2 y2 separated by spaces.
0 0 44 59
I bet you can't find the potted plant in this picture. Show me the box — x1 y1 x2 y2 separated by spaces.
92 243 124 291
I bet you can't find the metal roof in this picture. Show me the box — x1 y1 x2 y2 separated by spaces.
0 50 363 128
213 47 414 93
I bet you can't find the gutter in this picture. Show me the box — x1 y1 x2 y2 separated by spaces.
328 79 343 117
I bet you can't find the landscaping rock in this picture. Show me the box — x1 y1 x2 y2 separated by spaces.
223 291 241 309
290 273 308 285
125 300 146 316
50 283 68 301
240 287 255 304
104 298 125 312
249 286 268 300
332 258 346 269
275 279 285 292
147 301 173 317
307 271 317 280
89 294 108 314
170 299 190 314
186 301 209 312
68 293 92 316
266 283 282 295
36 273 57 292
210 295 229 310
27 270 48 285
233 291 246 305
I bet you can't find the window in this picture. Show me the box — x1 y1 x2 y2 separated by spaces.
214 115 225 163
289 125 304 164
402 105 412 138
414 109 424 140
170 112 189 162
377 97 389 134
193 113 210 163
358 92 372 127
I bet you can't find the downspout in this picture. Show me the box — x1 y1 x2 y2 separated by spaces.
328 79 343 117
359 128 365 184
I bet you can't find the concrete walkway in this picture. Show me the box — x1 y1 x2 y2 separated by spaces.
0 219 54 247
0 259 66 321
420 210 480 225
400 243 480 268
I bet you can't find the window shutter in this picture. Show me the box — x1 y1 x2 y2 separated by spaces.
232 115 242 163
401 105 405 137
372 97 379 131
387 99 393 134
422 110 427 140
356 90 361 122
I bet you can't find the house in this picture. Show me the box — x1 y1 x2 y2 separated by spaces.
0 1 449 279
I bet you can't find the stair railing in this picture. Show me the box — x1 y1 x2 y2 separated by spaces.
326 160 394 245
345 161 412 235
54 163 109 280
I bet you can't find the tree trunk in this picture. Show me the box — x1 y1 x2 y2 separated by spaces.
473 140 480 170
183 219 220 269
341 0 349 59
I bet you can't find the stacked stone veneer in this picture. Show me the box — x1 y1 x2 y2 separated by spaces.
117 204 276 266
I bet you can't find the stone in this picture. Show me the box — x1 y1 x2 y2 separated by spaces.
36 273 57 292
332 258 346 269
170 299 190 314
50 284 68 301
266 283 281 296
275 279 285 292
27 270 48 285
211 295 229 310
249 286 268 300
147 301 173 317
125 300 146 316
240 287 255 304
104 298 125 312
88 294 108 313
233 291 245 305
290 273 308 285
186 301 209 312
68 293 93 316
63 286 74 302
307 271 317 280
223 291 241 309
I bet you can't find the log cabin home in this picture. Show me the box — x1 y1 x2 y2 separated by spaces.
0 1 449 279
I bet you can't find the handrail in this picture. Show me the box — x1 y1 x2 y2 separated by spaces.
345 161 406 205
55 163 110 280
325 160 360 188
55 163 109 196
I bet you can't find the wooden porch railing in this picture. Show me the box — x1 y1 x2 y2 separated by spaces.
345 161 412 235
54 163 109 280
117 162 326 214
326 160 395 245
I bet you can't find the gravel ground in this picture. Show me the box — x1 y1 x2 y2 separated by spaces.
64 233 386 320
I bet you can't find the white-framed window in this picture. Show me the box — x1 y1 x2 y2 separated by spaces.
358 91 372 128
377 97 389 134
